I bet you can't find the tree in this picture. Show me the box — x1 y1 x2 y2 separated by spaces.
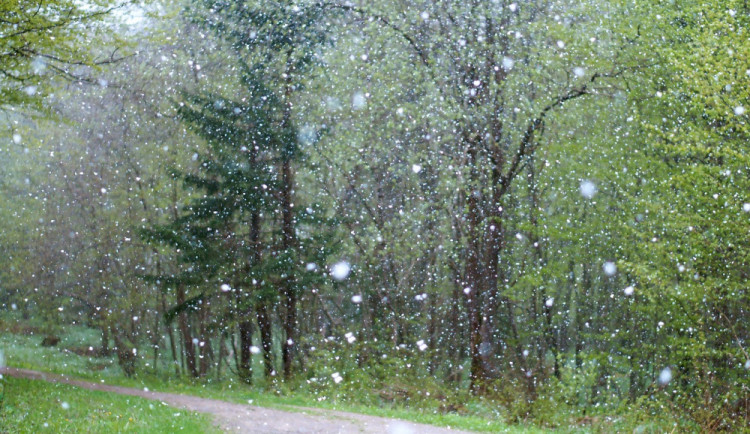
194 0 333 379
315 0 642 393
0 0 127 111
622 0 750 428
144 0 335 381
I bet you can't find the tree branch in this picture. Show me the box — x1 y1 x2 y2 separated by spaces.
499 69 626 196
315 1 430 67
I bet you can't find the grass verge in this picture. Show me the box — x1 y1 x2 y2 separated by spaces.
0 375 219 433
0 331 522 432
3 325 673 433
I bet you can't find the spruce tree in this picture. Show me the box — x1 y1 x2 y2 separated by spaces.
145 0 334 381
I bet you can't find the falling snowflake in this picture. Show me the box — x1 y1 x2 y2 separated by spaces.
330 261 351 280
603 261 617 276
352 92 366 110
658 367 672 385
502 56 515 70
580 180 597 199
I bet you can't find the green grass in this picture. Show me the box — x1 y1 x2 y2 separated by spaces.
0 376 219 433
0 326 679 433
0 332 124 380
0 330 523 432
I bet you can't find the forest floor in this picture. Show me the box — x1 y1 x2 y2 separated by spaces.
0 367 473 433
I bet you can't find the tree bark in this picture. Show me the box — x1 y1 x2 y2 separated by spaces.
257 301 275 378
280 56 298 380
163 293 179 375
198 306 214 377
238 319 254 383
100 325 110 356
465 142 486 394
176 283 198 377
280 157 297 380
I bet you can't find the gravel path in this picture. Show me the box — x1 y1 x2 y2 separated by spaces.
0 367 472 433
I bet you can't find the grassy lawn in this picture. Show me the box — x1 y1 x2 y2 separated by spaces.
0 376 219 433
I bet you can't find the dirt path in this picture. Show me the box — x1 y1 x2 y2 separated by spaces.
0 367 472 433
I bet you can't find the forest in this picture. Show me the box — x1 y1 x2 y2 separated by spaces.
0 0 748 432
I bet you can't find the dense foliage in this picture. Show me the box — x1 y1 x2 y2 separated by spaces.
0 0 748 430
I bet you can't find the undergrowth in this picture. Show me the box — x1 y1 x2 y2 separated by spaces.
0 321 701 433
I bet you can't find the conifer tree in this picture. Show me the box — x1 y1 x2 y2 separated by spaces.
144 0 334 381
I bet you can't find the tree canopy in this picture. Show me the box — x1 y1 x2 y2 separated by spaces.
0 0 748 431
1 0 126 110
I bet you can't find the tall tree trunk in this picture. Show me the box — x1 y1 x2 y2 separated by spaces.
151 305 161 373
279 53 299 380
162 293 179 375
237 148 262 384
100 325 110 356
449 273 465 381
198 307 214 377
176 283 198 377
465 143 486 394
238 320 254 383
217 332 225 380
280 157 297 380
257 301 275 378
